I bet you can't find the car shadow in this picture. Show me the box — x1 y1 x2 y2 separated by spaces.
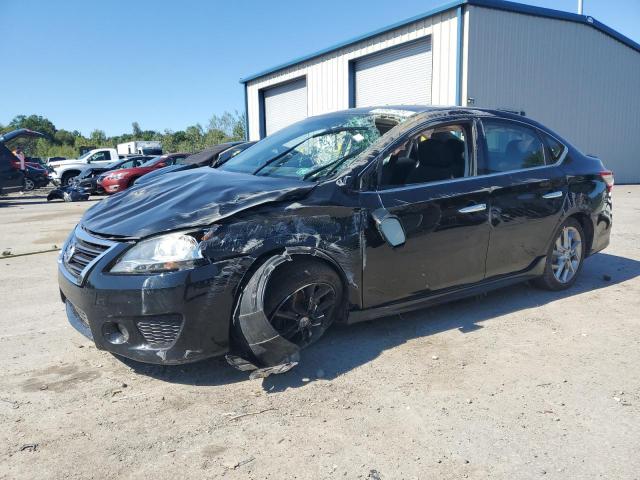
120 252 640 390
0 193 100 207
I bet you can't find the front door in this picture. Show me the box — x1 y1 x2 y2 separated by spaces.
361 120 491 308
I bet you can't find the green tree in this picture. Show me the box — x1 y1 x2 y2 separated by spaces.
9 114 57 139
54 129 76 146
90 129 107 145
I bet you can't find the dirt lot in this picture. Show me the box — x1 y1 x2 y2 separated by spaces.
1 188 639 480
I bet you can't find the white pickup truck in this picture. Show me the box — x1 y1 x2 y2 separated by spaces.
48 148 122 186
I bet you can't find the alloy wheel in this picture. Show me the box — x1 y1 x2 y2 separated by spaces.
269 282 337 346
24 178 35 191
552 225 582 284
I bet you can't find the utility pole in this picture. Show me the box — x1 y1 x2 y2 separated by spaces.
578 0 584 15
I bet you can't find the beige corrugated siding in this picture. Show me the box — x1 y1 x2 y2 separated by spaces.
245 9 459 141
465 6 640 183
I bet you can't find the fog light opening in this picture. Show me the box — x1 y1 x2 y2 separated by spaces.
102 322 130 345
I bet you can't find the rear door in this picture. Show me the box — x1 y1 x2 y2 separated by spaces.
479 118 567 278
361 119 491 307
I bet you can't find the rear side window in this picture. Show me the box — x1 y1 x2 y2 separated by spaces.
541 132 566 162
481 120 546 174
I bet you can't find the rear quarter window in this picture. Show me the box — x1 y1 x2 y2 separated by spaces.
541 132 566 162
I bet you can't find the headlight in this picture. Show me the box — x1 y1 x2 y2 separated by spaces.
110 232 205 274
105 172 127 180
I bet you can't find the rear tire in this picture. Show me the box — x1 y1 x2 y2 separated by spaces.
533 217 586 291
24 178 35 191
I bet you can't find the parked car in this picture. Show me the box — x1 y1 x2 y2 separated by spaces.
46 156 154 202
77 155 154 195
26 157 46 167
135 142 251 185
0 129 45 194
47 156 67 163
98 153 189 194
23 164 51 191
49 147 124 186
58 106 613 374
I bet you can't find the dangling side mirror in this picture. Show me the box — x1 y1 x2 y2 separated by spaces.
371 208 406 247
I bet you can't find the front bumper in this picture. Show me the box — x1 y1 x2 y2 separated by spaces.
58 229 252 364
100 179 127 194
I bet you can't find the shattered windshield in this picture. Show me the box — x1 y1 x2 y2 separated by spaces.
219 111 412 181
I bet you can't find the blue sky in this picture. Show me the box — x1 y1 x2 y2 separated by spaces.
2 0 639 136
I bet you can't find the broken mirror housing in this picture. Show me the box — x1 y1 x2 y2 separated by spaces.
110 231 206 274
371 208 406 247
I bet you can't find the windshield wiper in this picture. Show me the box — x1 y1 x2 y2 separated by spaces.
302 150 363 181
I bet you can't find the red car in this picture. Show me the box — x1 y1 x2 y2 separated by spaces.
99 153 189 194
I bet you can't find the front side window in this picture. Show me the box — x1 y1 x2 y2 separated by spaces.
481 120 546 174
378 124 470 188
119 159 136 169
90 151 109 162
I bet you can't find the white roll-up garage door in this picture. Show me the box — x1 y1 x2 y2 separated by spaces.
263 78 307 136
354 38 432 107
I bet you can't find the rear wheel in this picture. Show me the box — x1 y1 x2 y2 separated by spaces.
24 178 35 191
534 217 585 291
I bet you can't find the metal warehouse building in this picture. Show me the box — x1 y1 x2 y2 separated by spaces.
240 0 640 183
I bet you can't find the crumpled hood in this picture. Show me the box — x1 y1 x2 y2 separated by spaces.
81 168 314 238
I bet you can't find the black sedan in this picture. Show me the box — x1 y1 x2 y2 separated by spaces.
57 106 613 375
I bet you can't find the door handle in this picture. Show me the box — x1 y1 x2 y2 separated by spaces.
458 203 487 214
542 191 563 199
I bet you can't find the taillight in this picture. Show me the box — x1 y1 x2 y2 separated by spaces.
600 171 614 192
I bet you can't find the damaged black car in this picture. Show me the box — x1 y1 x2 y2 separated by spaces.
58 106 613 374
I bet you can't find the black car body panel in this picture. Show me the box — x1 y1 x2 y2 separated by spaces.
81 168 315 238
57 107 612 366
25 165 50 189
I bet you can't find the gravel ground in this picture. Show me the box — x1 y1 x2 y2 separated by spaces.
0 187 639 480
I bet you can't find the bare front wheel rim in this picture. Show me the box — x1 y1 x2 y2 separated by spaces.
269 282 337 346
551 225 582 284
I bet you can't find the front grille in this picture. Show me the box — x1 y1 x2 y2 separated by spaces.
62 227 116 284
136 316 183 347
